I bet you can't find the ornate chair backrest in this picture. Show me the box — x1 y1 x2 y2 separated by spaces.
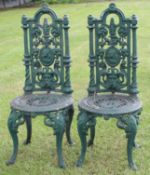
22 4 72 95
88 3 138 95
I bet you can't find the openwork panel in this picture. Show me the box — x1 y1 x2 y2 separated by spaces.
30 7 62 91
22 4 72 94
95 3 132 93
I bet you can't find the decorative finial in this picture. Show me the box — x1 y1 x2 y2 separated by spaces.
63 15 69 26
132 15 138 26
22 15 28 26
88 15 94 26
41 0 48 8
43 18 50 36
109 3 116 10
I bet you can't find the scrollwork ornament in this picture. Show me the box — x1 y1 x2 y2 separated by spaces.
120 48 129 58
36 66 60 89
97 26 108 37
99 61 106 69
51 24 60 37
32 26 42 37
118 26 128 37
97 48 105 57
8 110 25 131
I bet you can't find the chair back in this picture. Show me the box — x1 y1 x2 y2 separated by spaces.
88 3 138 95
22 4 72 94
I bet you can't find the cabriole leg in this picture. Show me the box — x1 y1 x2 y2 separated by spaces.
66 105 74 145
117 114 139 170
44 111 66 168
55 112 66 168
23 113 32 145
76 111 95 167
6 109 24 165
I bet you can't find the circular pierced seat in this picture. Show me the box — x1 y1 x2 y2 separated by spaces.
79 94 142 116
11 93 73 113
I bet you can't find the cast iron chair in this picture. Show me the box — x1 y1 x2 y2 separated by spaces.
6 4 74 168
77 3 142 170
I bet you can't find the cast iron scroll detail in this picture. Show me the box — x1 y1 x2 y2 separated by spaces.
76 111 96 167
116 113 140 170
22 3 73 94
88 3 138 94
77 3 142 171
7 4 74 169
6 107 73 168
6 109 25 165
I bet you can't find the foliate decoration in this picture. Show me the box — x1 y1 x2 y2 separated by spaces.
117 114 137 131
35 67 59 89
8 110 25 132
24 5 64 92
31 19 61 90
32 26 42 38
44 110 66 135
97 26 108 37
78 111 96 135
44 113 56 128
118 25 128 38
93 3 132 93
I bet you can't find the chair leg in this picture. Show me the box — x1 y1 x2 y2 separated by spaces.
76 111 95 167
88 118 96 147
23 114 32 145
6 109 24 165
66 105 74 145
117 114 138 171
126 115 138 171
55 114 65 168
44 111 66 168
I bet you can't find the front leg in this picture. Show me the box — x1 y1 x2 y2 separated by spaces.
117 114 138 170
6 109 24 165
55 112 66 168
76 111 95 167
44 111 66 168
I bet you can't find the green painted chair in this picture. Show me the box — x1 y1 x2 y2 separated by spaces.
6 4 74 168
77 3 142 170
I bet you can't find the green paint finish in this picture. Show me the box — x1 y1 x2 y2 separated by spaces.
22 4 73 94
77 3 142 171
6 4 74 168
88 3 138 94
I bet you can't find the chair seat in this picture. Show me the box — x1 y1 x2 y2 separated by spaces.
78 94 142 116
11 93 73 113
